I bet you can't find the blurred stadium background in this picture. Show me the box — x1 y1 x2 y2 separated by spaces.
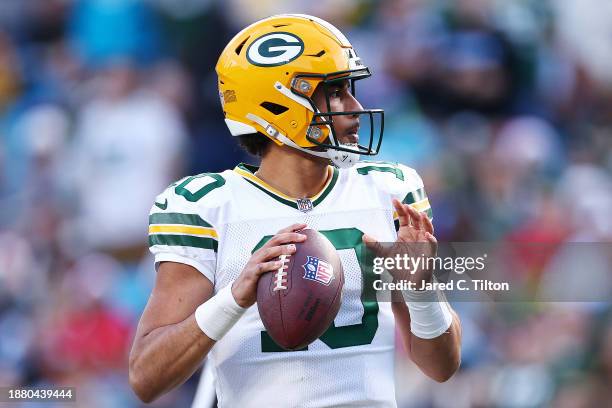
0 0 611 406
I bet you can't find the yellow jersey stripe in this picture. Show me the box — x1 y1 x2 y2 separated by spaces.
411 198 430 212
149 225 218 239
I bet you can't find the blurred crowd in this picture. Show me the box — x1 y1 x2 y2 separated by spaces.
0 0 611 407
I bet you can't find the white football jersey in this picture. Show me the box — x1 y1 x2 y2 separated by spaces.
148 161 432 408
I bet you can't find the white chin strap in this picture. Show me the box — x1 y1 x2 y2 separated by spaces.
246 113 360 169
326 145 360 168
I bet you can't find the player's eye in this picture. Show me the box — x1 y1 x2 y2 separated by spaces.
328 88 342 98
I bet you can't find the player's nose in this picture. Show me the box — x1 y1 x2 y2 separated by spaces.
346 92 364 117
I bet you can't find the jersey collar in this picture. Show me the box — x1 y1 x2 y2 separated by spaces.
234 163 339 210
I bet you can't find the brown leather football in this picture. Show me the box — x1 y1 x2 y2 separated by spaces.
257 228 344 350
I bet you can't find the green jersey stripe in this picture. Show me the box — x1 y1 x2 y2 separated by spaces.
149 234 218 251
401 188 426 205
149 212 213 228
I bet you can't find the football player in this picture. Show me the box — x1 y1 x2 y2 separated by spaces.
129 14 461 407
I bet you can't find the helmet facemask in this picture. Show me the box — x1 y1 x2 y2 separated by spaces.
290 67 384 167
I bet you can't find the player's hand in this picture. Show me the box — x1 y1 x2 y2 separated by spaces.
363 199 437 286
231 223 308 308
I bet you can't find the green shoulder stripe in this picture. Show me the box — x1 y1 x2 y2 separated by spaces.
149 212 213 227
401 187 426 204
149 234 218 251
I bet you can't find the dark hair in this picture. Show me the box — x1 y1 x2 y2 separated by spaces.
238 132 272 157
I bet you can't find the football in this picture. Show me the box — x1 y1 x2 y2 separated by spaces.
257 228 344 350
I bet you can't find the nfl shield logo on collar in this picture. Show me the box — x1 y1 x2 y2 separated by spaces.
296 198 313 212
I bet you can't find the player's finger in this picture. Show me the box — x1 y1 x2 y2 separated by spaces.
422 212 434 235
257 243 296 262
404 204 422 230
425 232 437 244
253 259 286 276
276 223 308 234
264 232 307 248
392 199 411 227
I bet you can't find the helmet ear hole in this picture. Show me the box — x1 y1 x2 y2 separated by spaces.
307 50 325 58
235 37 249 55
260 101 289 115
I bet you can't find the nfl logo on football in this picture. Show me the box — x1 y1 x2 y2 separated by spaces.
296 198 313 212
302 256 335 285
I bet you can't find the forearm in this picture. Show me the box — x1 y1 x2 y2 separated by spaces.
129 314 215 403
392 302 461 382
409 310 461 382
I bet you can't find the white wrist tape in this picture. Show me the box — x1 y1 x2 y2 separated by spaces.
195 283 246 341
404 288 453 339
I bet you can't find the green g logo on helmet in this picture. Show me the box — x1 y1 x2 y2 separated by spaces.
247 32 304 67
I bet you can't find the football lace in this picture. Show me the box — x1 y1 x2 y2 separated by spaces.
273 254 290 291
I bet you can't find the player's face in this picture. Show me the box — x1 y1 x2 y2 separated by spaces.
312 79 363 145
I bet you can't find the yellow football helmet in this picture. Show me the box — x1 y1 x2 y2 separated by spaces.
215 14 383 168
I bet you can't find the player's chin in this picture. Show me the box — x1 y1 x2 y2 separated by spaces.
337 133 359 146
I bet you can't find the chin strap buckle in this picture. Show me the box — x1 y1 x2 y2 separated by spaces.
265 125 279 139
246 113 280 140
